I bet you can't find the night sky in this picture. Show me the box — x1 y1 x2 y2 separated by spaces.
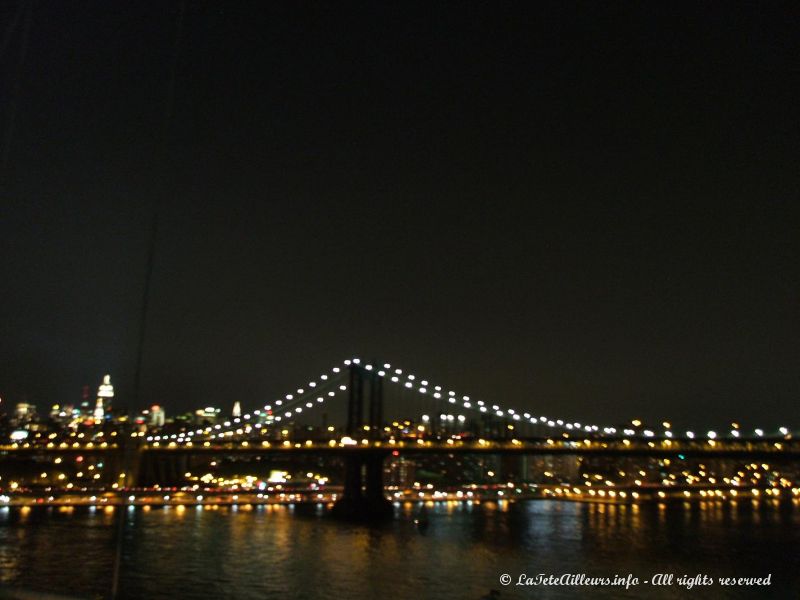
1 2 797 429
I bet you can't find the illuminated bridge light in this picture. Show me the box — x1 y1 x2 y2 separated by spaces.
184 355 793 448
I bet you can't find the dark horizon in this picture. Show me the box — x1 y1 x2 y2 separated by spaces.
1 1 798 429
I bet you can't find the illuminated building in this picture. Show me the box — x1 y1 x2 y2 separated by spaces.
94 374 114 421
232 401 242 418
194 407 221 425
80 385 91 416
386 456 416 488
12 402 36 426
149 405 166 427
49 403 73 425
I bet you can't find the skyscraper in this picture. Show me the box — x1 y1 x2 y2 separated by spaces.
94 374 114 422
149 405 165 427
232 401 242 418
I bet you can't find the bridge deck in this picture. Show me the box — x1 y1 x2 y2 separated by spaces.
2 438 797 460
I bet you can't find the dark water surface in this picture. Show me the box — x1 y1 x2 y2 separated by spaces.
0 500 797 599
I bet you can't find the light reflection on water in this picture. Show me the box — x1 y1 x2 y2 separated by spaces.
0 500 797 599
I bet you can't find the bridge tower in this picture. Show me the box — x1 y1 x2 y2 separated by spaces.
332 363 393 520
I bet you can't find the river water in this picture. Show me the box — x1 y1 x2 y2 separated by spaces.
0 500 797 599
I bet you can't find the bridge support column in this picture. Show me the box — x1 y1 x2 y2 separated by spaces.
332 364 392 520
342 455 364 503
123 440 144 489
332 450 392 520
364 453 387 504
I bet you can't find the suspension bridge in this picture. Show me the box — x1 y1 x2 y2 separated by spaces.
2 357 797 519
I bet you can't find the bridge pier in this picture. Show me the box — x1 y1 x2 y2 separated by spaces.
331 451 393 520
332 364 393 520
343 453 363 498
